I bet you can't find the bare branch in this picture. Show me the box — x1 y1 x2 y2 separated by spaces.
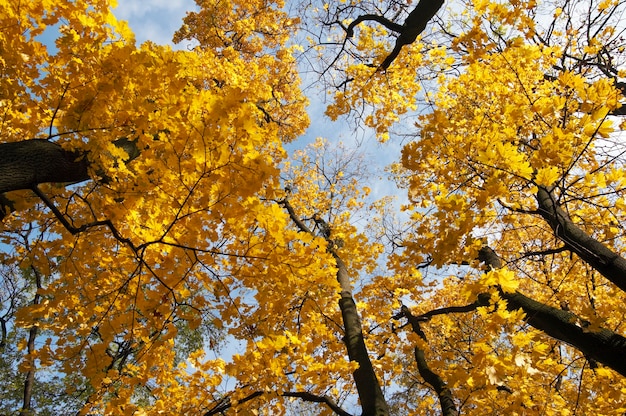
203 390 353 416
346 14 404 38
395 305 458 416
379 0 445 70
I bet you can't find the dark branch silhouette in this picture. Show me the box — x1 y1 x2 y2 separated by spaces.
535 186 626 292
343 0 445 70
0 138 140 220
279 197 389 415
379 0 445 70
204 390 353 416
455 246 626 377
394 305 458 416
346 14 404 38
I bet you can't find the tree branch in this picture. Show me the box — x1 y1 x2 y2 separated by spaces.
379 0 445 70
277 198 313 234
517 246 569 259
20 266 43 416
30 184 137 250
0 138 140 220
346 14 404 38
0 140 90 195
395 305 458 416
407 285 626 378
203 390 353 416
535 186 626 292
283 391 353 416
406 244 626 383
399 296 490 322
479 245 626 377
503 290 626 377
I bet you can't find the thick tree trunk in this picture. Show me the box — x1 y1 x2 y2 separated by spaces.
501 290 626 376
536 187 626 292
0 138 140 220
400 306 458 416
416 287 626 377
280 199 389 415
334 253 389 416
0 139 90 194
478 246 626 376
413 348 458 416
20 268 42 416
21 326 37 415
0 138 141 194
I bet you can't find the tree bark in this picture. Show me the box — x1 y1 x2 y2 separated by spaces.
0 139 90 194
415 288 626 377
279 199 389 415
379 0 445 69
0 138 140 220
502 290 626 376
400 306 458 416
333 252 390 416
477 245 626 376
413 348 458 416
535 186 626 292
20 267 42 416
204 390 353 416
21 326 37 415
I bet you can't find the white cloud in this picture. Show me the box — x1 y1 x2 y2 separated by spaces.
112 0 197 46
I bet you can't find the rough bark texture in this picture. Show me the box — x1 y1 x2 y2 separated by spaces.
0 139 90 194
20 325 37 415
416 288 626 377
0 138 142 194
502 291 626 376
334 253 389 416
0 138 140 220
478 246 626 377
536 187 626 292
20 268 42 416
413 348 458 416
279 199 389 416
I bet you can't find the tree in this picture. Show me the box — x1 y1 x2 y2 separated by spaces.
325 0 626 413
1 0 626 415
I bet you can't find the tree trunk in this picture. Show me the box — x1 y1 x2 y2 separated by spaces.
0 140 90 194
478 246 626 376
334 253 389 416
401 306 458 416
536 187 626 292
502 290 626 376
413 348 458 416
280 199 389 415
20 268 42 416
0 138 140 220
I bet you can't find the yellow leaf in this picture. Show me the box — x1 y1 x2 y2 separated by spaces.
534 166 560 187
496 268 519 293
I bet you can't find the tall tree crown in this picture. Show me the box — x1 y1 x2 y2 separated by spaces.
1 0 626 414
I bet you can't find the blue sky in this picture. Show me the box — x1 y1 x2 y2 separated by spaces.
113 1 197 46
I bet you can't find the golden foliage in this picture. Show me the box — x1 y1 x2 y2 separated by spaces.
2 0 626 414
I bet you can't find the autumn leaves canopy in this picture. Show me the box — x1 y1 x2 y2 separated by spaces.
1 0 626 415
